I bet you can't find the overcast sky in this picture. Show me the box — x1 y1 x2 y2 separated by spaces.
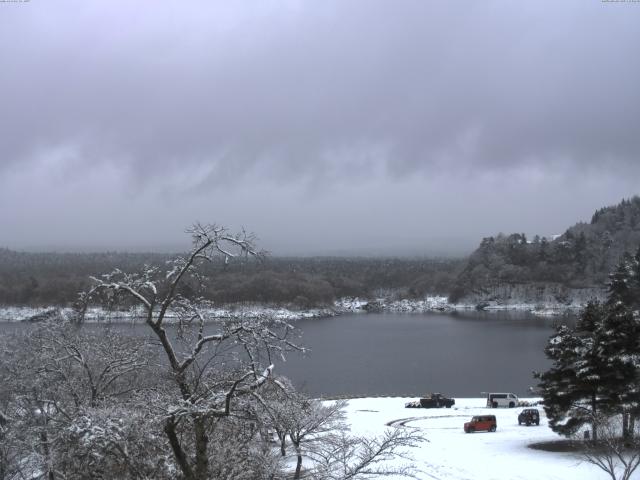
1 1 639 255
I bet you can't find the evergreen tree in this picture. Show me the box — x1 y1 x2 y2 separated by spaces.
537 302 608 440
574 232 588 275
607 254 635 308
631 245 640 311
599 300 640 437
538 249 640 441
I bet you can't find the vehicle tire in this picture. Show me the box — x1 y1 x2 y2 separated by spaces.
492 402 498 408
446 405 451 408
489 425 496 432
469 427 475 433
509 402 515 408
536 421 540 426
518 420 521 425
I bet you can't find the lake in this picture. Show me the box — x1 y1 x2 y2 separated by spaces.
0 311 569 398
280 311 567 398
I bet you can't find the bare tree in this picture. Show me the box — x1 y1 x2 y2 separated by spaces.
252 376 298 458
204 415 284 480
311 427 424 480
254 382 424 480
0 323 153 480
581 414 640 480
286 396 347 479
54 405 174 480
79 223 299 480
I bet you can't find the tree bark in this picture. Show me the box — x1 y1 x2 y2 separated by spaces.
40 430 55 480
164 418 194 480
592 393 598 442
623 411 630 440
293 442 303 480
194 418 209 480
294 454 303 480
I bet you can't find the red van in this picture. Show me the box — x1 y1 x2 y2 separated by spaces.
464 415 497 433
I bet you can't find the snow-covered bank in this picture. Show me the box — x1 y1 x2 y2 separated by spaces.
0 295 583 323
454 283 605 315
0 305 338 323
340 397 614 480
339 296 582 316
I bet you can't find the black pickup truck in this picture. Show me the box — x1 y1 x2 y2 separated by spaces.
405 393 455 408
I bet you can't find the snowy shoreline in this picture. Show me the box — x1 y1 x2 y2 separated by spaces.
0 305 337 323
343 297 582 316
0 296 583 323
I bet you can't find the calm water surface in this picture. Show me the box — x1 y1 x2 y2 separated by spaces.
279 311 568 398
0 311 570 398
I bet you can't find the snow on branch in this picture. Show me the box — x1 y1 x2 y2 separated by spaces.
75 223 300 480
167 365 275 420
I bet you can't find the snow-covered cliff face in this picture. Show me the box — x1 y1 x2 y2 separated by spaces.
456 282 606 309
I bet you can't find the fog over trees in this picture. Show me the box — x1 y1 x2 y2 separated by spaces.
4 197 640 309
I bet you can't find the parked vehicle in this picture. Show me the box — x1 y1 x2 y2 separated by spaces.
518 408 540 426
405 393 455 408
485 392 519 408
464 415 497 433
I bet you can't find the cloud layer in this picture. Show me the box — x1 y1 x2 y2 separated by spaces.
1 1 638 253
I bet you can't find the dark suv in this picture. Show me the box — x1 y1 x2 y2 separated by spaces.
518 408 540 426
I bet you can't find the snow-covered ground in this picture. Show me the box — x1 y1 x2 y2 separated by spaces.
341 397 618 480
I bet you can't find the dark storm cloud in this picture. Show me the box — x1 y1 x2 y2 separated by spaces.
1 0 639 184
0 1 639 253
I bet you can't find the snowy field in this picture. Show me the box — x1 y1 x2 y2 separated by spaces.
341 397 626 480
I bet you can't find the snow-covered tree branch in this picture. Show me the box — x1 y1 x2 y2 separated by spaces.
580 414 640 480
77 223 296 480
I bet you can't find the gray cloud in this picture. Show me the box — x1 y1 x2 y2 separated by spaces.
0 1 639 253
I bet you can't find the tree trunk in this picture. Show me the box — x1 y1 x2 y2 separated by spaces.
277 431 287 456
40 430 55 480
623 411 630 440
294 454 303 480
194 418 209 480
293 442 303 480
591 393 598 442
164 418 194 480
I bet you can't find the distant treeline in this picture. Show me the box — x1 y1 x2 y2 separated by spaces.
5 197 640 308
0 249 463 308
450 196 640 301
0 250 172 306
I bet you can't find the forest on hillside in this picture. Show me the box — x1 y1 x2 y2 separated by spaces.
450 197 640 301
0 249 462 308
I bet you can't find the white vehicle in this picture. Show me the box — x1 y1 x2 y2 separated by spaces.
485 392 519 408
